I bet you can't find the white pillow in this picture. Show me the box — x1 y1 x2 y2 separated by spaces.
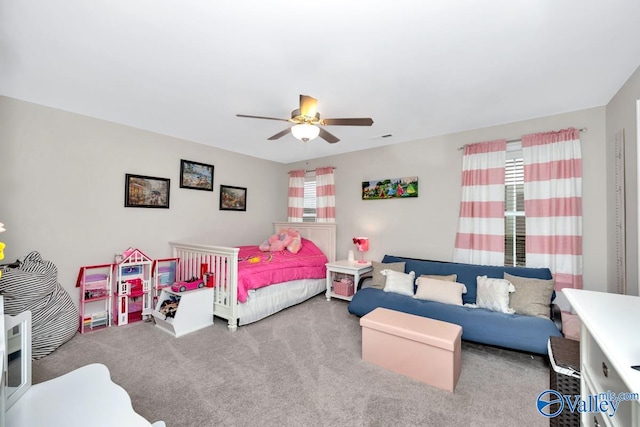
475 275 515 314
381 269 415 296
414 277 467 306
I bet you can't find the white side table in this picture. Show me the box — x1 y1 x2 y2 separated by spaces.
325 260 373 301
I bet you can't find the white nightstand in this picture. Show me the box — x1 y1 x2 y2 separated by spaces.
325 260 373 301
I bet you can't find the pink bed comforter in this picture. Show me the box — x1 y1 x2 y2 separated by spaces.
235 238 328 303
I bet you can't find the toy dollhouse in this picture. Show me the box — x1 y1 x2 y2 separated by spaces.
76 264 113 333
113 248 153 326
76 251 182 332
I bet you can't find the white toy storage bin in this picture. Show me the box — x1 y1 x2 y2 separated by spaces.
152 287 213 337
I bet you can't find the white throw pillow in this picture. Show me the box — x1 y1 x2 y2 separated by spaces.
475 275 515 314
414 277 467 306
381 269 415 296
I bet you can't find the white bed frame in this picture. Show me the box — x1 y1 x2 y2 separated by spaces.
169 222 336 331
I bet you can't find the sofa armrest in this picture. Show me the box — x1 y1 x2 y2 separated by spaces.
357 276 372 291
550 303 562 332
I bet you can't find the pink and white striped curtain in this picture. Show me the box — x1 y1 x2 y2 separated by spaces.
522 128 583 290
316 166 336 223
453 139 507 265
287 169 305 222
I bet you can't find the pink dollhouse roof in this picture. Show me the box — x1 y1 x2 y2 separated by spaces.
119 247 152 263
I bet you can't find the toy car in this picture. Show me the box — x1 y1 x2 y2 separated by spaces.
171 277 205 293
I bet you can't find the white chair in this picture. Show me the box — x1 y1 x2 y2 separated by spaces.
0 296 165 427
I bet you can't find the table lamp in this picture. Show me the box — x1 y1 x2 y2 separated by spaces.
353 237 369 264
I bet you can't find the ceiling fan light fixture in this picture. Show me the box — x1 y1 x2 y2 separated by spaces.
291 123 320 142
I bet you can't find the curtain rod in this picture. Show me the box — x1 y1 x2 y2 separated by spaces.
287 167 337 174
457 128 587 150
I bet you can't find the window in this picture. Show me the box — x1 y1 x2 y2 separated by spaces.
303 174 316 222
505 151 526 266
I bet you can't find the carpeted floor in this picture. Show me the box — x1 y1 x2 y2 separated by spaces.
33 294 552 426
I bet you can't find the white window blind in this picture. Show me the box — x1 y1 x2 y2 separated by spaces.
303 175 316 222
505 156 526 266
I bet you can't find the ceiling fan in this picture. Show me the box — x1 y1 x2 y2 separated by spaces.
236 94 374 143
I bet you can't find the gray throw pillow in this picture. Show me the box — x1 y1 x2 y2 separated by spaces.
504 272 554 318
370 261 406 289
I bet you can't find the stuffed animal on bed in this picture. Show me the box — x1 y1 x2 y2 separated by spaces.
259 229 293 252
259 228 302 253
286 228 302 253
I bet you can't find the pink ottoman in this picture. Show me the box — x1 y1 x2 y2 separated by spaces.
360 307 462 392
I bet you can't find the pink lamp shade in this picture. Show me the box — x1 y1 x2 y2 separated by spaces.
355 237 369 252
354 237 369 263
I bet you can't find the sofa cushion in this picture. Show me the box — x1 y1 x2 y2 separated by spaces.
381 270 415 296
420 274 457 282
504 272 554 319
474 276 515 314
414 277 467 305
370 261 405 289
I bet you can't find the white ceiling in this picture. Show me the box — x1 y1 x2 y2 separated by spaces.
2 1 640 164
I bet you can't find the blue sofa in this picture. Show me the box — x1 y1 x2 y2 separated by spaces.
348 255 563 355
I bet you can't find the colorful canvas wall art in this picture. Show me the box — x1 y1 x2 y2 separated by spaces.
362 176 418 200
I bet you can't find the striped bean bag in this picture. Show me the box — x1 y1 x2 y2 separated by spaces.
0 251 78 359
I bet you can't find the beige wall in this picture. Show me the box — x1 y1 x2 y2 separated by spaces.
289 107 608 308
0 95 614 310
0 96 288 303
606 65 640 296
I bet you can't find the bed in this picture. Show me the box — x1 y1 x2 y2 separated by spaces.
169 221 336 330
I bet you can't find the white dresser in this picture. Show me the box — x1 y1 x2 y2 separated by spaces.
564 289 640 427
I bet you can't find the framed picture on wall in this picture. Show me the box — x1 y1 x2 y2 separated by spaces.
124 174 170 208
179 159 214 191
362 176 418 200
219 185 247 211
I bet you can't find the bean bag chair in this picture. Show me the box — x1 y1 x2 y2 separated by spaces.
0 251 78 359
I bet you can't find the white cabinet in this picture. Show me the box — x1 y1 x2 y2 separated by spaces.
152 288 214 337
563 289 640 427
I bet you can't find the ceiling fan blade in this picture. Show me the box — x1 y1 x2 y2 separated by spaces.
299 95 318 118
318 127 340 144
267 127 292 140
237 114 290 122
320 118 374 126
